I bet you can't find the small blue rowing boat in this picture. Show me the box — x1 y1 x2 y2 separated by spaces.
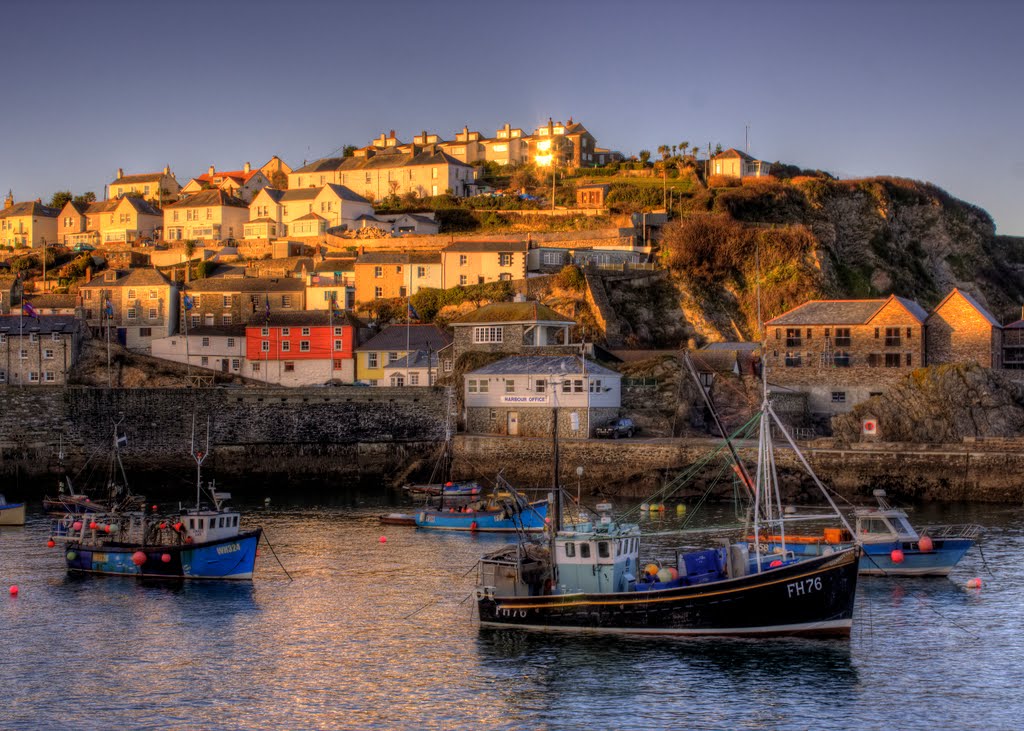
416 481 548 533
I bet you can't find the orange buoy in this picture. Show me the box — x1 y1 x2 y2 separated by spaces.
890 549 905 564
185 536 193 544
9 586 18 597
131 551 146 566
918 536 934 552
47 539 55 548
645 563 659 576
379 536 387 543
967 577 982 589
161 553 171 563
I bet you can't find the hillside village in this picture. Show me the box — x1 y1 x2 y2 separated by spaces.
3 117 1024 443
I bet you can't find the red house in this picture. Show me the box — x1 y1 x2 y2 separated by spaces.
244 311 363 386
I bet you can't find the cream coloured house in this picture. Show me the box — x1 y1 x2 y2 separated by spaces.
109 166 181 205
0 193 59 249
710 149 772 178
245 185 373 238
288 148 475 200
482 123 529 166
163 189 249 241
181 163 271 202
440 126 487 164
61 197 162 246
440 241 529 288
78 268 178 350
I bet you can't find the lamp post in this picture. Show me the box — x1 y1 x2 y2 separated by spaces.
576 465 583 505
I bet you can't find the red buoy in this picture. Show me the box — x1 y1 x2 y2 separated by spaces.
161 553 172 563
967 577 982 589
151 505 158 512
470 521 479 532
103 525 111 534
72 521 83 531
185 536 193 544
9 586 18 597
379 536 387 543
89 521 98 530
158 522 167 530
918 536 934 552
890 549 905 564
173 522 183 532
131 551 146 566
769 559 783 568
47 539 55 548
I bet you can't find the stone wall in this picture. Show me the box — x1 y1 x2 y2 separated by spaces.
466 405 617 439
452 434 1024 503
0 385 446 479
926 292 1001 368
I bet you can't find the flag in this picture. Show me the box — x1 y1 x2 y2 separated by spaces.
183 294 194 311
22 301 39 319
265 294 270 319
115 434 128 448
105 299 114 317
407 302 419 321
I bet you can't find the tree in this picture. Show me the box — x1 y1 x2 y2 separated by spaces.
270 170 288 189
638 150 651 165
73 191 96 206
691 145 700 158
680 141 690 157
714 143 724 155
184 239 197 260
657 145 670 161
49 191 73 209
342 145 357 158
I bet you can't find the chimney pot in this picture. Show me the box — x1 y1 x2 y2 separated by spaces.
244 161 251 173
208 165 215 177
163 165 170 175
117 168 124 179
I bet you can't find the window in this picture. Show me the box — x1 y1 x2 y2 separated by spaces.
588 379 602 393
149 289 157 299
907 327 913 339
562 380 571 393
459 255 468 266
281 341 290 352
374 287 383 299
831 391 846 404
227 338 235 347
573 379 584 393
334 339 342 351
784 352 802 367
505 379 515 393
281 295 293 309
252 295 262 308
565 543 576 558
44 371 55 382
390 374 405 387
52 332 61 342
301 327 310 336
536 379 546 393
884 353 901 367
833 351 851 367
127 308 137 320
906 353 912 367
200 356 209 366
191 315 200 329
399 286 407 298
252 362 261 373
598 542 610 558
222 315 231 326
281 328 290 336
43 349 54 359
417 266 426 278
28 371 39 383
231 359 240 370
479 379 489 393
468 379 478 393
874 327 880 339
498 273 512 281
261 341 269 352
127 289 136 300
785 328 802 348
222 295 230 308
410 372 419 385
149 308 158 319
499 253 513 267
459 275 467 285
284 362 295 372
201 337 210 347
387 351 398 365
374 266 383 278
579 543 591 559
885 327 901 347
473 326 503 344
444 359 453 373
83 290 93 301
300 341 310 352
834 327 851 347
261 327 269 336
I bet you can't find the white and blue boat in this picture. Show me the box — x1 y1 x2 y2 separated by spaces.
416 480 548 533
759 490 980 577
52 420 260 580
0 494 25 526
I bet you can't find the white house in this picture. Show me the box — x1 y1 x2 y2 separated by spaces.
151 326 247 376
464 355 621 438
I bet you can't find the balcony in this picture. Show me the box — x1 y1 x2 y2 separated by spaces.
785 338 802 348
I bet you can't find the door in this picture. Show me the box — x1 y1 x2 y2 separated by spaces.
221 359 229 374
507 411 519 436
116 328 127 346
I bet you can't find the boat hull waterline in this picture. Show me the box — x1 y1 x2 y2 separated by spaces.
761 538 974 577
417 501 548 532
478 548 859 638
64 529 261 580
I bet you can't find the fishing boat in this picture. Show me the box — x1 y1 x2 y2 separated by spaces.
758 489 980 576
474 355 860 639
52 420 260 580
403 481 483 498
0 494 25 526
416 479 548 533
379 512 417 526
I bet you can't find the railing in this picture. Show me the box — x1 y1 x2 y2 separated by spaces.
920 523 983 539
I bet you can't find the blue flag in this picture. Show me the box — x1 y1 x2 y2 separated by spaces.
183 294 194 311
105 299 114 317
265 294 271 320
408 302 419 320
22 301 39 319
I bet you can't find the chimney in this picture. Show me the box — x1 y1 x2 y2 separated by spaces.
85 266 92 283
3 190 11 209
244 161 251 174
164 165 171 176
389 129 396 139
208 165 215 177
116 168 124 180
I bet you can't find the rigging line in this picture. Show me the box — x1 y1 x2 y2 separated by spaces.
974 541 996 578
403 597 443 621
260 529 293 581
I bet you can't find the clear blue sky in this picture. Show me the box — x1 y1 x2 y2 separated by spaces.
3 0 1023 233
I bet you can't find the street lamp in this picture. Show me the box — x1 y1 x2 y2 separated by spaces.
575 465 583 505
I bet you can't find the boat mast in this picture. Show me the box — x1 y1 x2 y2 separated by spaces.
548 405 562 587
191 413 210 510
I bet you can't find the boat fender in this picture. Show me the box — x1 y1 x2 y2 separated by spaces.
470 521 478 532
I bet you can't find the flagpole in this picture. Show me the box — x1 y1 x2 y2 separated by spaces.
328 291 334 386
183 289 192 381
405 253 411 387
18 298 23 389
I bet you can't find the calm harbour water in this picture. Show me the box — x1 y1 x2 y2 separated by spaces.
1 483 1022 731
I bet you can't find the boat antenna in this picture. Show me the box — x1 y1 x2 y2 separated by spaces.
191 413 210 510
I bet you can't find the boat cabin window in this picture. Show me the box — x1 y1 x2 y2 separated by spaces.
233 516 238 527
219 517 225 528
565 543 576 557
189 518 195 529
861 518 893 535
598 542 609 558
579 543 591 559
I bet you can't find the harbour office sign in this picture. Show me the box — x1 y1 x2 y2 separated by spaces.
502 395 549 404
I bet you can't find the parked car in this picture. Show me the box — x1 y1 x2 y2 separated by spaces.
595 417 637 439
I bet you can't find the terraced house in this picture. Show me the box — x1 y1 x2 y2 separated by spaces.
181 163 270 203
353 252 442 305
163 189 249 241
245 185 373 239
180 276 306 330
440 241 529 288
58 196 162 246
0 193 58 249
764 295 928 415
108 166 180 205
78 268 178 350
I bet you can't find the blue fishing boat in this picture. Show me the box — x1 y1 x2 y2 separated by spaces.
404 481 483 498
0 494 25 526
416 479 548 533
52 420 260 581
759 490 980 576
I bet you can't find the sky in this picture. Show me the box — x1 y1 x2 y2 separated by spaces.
2 0 1023 233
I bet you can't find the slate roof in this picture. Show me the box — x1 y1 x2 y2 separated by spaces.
0 201 59 219
183 277 305 293
262 184 370 205
701 341 761 352
468 355 619 378
111 172 167 185
442 240 528 253
120 197 162 216
313 259 355 273
85 200 120 214
452 301 574 326
355 252 441 265
247 310 365 328
80 268 174 289
24 293 77 310
293 212 326 221
713 148 756 161
293 149 472 175
766 295 928 326
929 288 1002 329
182 325 248 338
164 189 248 209
355 323 451 352
0 314 81 335
382 349 441 370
